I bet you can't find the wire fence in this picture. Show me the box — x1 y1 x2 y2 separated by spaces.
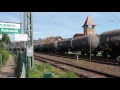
11 49 28 78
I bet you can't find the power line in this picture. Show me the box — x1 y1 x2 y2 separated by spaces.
110 12 120 23
37 12 120 38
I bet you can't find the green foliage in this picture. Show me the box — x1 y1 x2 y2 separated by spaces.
0 49 9 65
0 42 4 49
29 64 43 78
2 34 11 44
29 63 52 78
0 34 11 50
29 63 77 78
35 63 52 71
29 69 43 78
51 73 59 78
0 34 11 49
59 71 77 78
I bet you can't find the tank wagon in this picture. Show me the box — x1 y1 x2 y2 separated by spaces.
100 29 120 58
47 41 59 52
34 36 63 52
34 40 41 51
39 34 100 56
57 38 72 53
71 34 100 56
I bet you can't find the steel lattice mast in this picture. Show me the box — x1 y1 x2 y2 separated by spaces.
24 12 34 69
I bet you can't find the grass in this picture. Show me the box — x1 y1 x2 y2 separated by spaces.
0 50 11 69
29 61 77 78
29 63 52 78
59 71 77 78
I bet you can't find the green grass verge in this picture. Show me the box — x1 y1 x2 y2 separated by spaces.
29 62 77 78
0 49 10 67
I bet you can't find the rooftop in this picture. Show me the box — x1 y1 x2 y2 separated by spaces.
82 16 96 27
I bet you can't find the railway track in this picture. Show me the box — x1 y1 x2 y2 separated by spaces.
78 57 119 66
37 52 120 66
34 53 120 78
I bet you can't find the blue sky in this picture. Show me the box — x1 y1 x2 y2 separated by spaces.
0 12 120 41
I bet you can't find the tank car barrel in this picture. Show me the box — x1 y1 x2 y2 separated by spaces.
71 35 100 51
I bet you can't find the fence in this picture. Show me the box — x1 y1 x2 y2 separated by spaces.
11 49 28 78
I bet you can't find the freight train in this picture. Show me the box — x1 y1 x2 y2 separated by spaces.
34 29 120 59
34 34 100 56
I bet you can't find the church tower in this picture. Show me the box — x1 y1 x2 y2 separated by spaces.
82 16 96 35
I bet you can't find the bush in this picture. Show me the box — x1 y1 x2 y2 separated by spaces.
0 49 9 64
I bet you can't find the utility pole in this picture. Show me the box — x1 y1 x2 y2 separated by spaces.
89 25 92 62
90 29 91 62
20 12 22 50
24 12 26 48
24 12 34 70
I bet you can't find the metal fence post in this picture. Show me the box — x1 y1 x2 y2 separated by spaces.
76 54 78 63
23 51 28 78
0 54 2 70
26 56 28 78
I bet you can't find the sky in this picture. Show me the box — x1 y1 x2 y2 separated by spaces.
0 12 120 41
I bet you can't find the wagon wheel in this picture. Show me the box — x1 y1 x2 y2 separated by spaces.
94 52 97 56
102 51 108 58
81 51 85 56
109 52 117 59
86 52 90 56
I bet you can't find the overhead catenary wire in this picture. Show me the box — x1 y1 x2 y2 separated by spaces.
35 12 120 39
110 12 120 23
40 13 98 36
96 12 120 33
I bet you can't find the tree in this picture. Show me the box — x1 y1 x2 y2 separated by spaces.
2 34 11 44
0 34 11 49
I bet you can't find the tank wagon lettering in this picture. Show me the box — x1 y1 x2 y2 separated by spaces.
106 37 110 41
111 36 120 41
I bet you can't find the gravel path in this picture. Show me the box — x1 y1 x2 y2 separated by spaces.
0 55 16 78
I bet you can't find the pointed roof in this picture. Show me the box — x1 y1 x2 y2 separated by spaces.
82 16 96 27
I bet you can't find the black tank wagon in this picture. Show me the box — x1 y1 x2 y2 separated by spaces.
71 34 100 56
100 29 120 58
57 39 72 53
